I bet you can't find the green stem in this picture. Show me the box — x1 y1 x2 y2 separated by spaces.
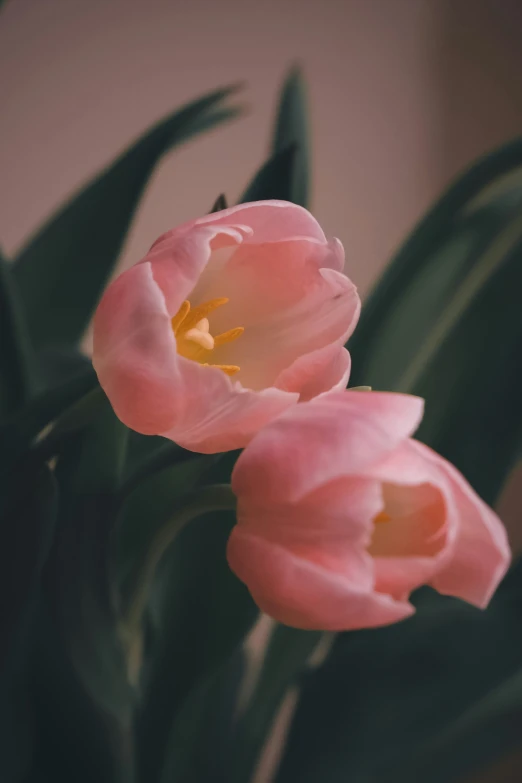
121 483 237 671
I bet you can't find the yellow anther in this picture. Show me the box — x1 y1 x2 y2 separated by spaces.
374 511 391 524
171 297 243 377
171 300 191 334
214 326 245 347
201 363 240 376
182 297 230 331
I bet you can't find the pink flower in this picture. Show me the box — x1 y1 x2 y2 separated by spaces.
227 391 510 630
93 201 360 453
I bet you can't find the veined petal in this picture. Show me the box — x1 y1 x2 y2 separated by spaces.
227 528 414 631
194 200 328 243
93 261 182 434
207 265 360 391
159 363 298 453
409 441 511 607
232 391 425 504
274 345 351 401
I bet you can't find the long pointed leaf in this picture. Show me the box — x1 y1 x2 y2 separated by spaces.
0 250 35 415
45 396 131 720
230 625 322 783
0 462 57 783
272 66 310 207
240 145 297 203
13 87 242 349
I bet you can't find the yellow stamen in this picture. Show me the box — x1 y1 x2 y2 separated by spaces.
374 511 391 524
171 300 190 334
213 326 244 347
181 297 230 331
201 363 240 376
171 297 243 377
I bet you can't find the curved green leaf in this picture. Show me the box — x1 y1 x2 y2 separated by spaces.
0 250 35 416
349 179 522 506
45 396 131 720
350 137 522 358
13 86 242 349
230 625 322 783
159 647 247 783
272 66 310 207
114 454 218 607
135 511 257 783
210 193 228 212
240 66 310 207
240 145 297 203
27 605 131 783
0 462 57 783
0 365 98 478
275 579 522 783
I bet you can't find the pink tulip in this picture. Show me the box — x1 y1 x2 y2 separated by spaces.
93 201 360 453
227 391 510 630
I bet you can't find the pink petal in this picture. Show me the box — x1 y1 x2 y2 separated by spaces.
93 256 297 451
370 481 448 599
236 475 382 545
194 200 328 243
93 261 183 434
213 266 359 391
160 365 297 452
363 440 454 597
274 345 351 401
322 237 346 271
145 223 245 316
188 238 346 334
231 390 424 504
227 527 413 631
409 441 511 607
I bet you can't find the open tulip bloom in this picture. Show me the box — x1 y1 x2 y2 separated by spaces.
227 391 510 630
93 201 360 453
93 201 510 633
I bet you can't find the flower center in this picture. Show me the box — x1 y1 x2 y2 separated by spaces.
171 297 244 376
373 511 391 524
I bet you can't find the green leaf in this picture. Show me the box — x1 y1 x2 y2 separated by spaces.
401 657 522 783
159 647 247 783
35 345 94 388
0 250 35 416
230 625 322 783
240 145 297 203
135 510 257 783
44 395 131 720
0 364 99 475
275 579 522 783
13 86 243 349
271 66 310 207
114 454 219 606
239 65 310 207
0 462 57 783
27 605 131 783
349 137 522 359
210 193 228 212
349 164 522 506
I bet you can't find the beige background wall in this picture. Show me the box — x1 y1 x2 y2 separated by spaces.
2 0 522 293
